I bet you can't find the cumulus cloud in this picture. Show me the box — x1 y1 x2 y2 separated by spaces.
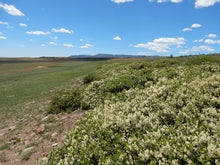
26 31 50 35
80 43 94 49
0 36 6 39
0 21 8 25
149 0 183 3
113 36 122 40
111 0 134 3
49 42 56 45
193 39 204 43
179 45 215 54
52 28 74 34
205 34 218 38
50 36 58 40
63 44 73 48
0 3 24 16
182 28 192 32
19 23 27 27
41 44 46 47
204 39 220 44
195 0 220 8
134 37 185 53
191 45 215 51
191 23 202 28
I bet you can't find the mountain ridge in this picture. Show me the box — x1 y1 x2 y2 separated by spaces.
69 54 164 59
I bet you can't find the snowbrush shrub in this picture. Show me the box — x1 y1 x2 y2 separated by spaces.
48 87 82 114
83 72 102 84
45 55 220 164
153 58 180 68
186 55 220 65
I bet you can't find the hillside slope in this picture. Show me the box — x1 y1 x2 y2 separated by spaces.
45 55 220 165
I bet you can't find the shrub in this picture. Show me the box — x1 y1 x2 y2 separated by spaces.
153 58 180 68
81 74 148 109
83 72 102 84
48 88 82 114
46 62 220 164
186 55 220 65
129 61 150 70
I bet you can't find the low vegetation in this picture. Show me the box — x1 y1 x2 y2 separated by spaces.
0 58 105 123
46 55 220 164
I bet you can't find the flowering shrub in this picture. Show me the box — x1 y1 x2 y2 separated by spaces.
46 56 220 164
48 88 82 114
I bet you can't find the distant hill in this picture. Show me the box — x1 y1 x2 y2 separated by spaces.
70 54 163 59
69 55 91 58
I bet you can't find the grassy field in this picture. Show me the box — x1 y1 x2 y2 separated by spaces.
0 58 106 124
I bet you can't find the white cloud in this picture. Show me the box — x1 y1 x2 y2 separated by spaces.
50 36 59 40
205 34 218 38
52 28 74 34
80 39 85 41
179 50 188 54
134 37 185 53
0 32 3 35
63 43 73 48
19 23 27 27
193 39 204 43
49 42 56 45
113 36 122 40
29 39 33 41
0 36 6 39
171 0 183 2
204 39 220 44
111 0 134 3
80 43 94 49
41 44 46 47
191 45 215 51
191 23 202 28
0 21 8 25
195 0 220 8
182 28 192 32
129 44 133 47
26 31 50 35
0 3 24 16
179 45 215 54
149 0 183 3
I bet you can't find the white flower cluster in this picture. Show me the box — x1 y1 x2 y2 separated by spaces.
46 61 220 164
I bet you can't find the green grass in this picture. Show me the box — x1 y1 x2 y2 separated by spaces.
0 59 105 123
0 143 10 151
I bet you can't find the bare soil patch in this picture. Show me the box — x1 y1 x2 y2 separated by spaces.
35 66 48 69
0 109 85 164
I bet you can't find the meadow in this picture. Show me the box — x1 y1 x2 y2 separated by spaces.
0 55 219 164
45 55 220 165
0 58 106 124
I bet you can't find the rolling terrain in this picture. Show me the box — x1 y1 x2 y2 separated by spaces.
0 54 219 164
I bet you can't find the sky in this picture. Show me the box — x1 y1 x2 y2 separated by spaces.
0 0 220 57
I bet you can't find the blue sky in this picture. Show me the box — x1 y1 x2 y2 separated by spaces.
0 0 219 57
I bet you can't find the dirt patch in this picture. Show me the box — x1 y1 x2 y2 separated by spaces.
0 109 85 165
35 66 48 69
